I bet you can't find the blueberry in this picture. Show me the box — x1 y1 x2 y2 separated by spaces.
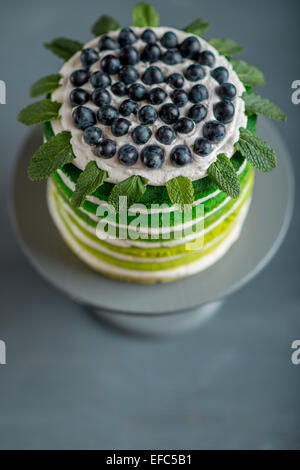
118 144 138 166
69 88 89 106
98 35 119 51
138 105 158 124
203 120 226 143
80 48 99 68
91 88 111 107
90 71 111 89
70 69 90 87
211 66 229 84
170 145 192 167
194 50 215 68
119 99 138 116
111 118 131 137
155 126 176 145
161 50 183 65
141 145 165 169
159 103 179 124
213 101 235 123
132 125 152 145
194 137 212 156
128 83 147 101
148 87 167 105
100 54 121 75
72 106 96 130
118 27 137 47
83 126 103 146
184 63 205 81
160 31 178 49
97 105 118 125
141 43 161 63
180 36 201 59
171 89 188 107
111 81 127 97
167 73 184 89
98 139 116 159
188 84 208 103
188 104 207 123
174 117 195 134
119 46 140 65
142 66 164 85
141 29 157 44
216 83 237 101
118 65 139 85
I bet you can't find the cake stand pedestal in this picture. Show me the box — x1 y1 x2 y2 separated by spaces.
11 119 294 335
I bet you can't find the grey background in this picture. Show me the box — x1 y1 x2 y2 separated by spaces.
0 0 299 450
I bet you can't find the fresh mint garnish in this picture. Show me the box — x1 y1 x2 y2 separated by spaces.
236 127 277 172
231 59 265 87
108 175 148 211
207 154 240 198
243 91 287 121
44 37 83 61
209 38 244 55
184 18 210 37
30 74 62 98
92 15 120 36
18 99 61 126
133 3 159 27
71 162 108 208
166 176 194 211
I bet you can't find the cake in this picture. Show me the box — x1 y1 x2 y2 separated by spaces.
18 3 286 283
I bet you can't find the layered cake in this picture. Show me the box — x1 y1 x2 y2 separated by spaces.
18 3 286 283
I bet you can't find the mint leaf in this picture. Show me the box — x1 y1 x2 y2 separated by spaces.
28 131 75 181
108 175 148 210
44 37 83 60
71 162 108 208
92 15 120 36
30 74 62 98
231 59 265 87
247 114 257 136
133 3 159 27
209 38 244 55
166 176 194 211
243 91 287 122
18 99 61 126
236 127 277 172
207 154 240 198
184 18 210 36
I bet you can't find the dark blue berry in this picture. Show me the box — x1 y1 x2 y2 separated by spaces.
100 55 121 75
132 125 152 145
155 126 176 145
119 99 138 116
138 105 158 124
98 139 116 159
111 81 127 97
128 83 147 101
167 73 184 89
142 66 164 85
188 104 207 123
170 145 192 167
69 88 89 106
141 145 165 169
70 69 89 87
97 105 118 125
90 71 111 89
203 120 226 142
119 46 140 65
184 63 205 81
141 43 161 63
180 36 201 59
188 84 208 103
216 82 237 101
118 65 139 85
213 101 235 123
148 87 167 105
118 144 138 166
80 48 99 68
118 27 137 47
159 103 179 124
194 50 215 68
111 118 131 137
98 35 119 51
83 126 103 146
160 31 178 49
174 117 195 134
91 88 111 107
161 50 183 65
194 137 212 156
211 66 229 84
72 106 96 130
171 89 188 107
141 29 157 44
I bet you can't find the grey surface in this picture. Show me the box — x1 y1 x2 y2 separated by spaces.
0 0 299 450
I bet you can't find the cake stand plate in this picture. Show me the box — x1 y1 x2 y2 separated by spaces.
11 120 294 334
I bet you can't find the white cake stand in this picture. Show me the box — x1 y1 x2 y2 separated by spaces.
11 119 294 335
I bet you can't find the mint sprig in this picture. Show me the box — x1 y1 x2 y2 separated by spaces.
28 131 75 181
30 74 62 98
236 127 277 172
184 18 210 37
71 161 108 208
133 3 159 27
243 91 287 122
92 15 120 36
209 38 244 56
18 99 61 126
231 59 265 87
44 37 83 61
166 176 194 211
207 154 240 198
108 175 148 211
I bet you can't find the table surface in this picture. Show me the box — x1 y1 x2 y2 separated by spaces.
0 0 300 450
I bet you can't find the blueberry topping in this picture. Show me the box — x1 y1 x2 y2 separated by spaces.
155 125 176 145
83 126 103 146
118 65 139 85
119 99 139 116
70 69 90 87
128 83 147 101
132 125 152 145
72 106 96 130
119 46 140 65
90 71 111 89
138 105 158 124
188 84 208 103
141 145 165 169
170 145 192 167
142 66 164 85
171 89 188 108
184 63 205 82
141 43 161 63
159 103 179 124
97 105 118 125
203 120 226 142
118 144 138 166
118 27 137 47
111 81 127 97
216 82 237 101
194 137 212 156
194 50 215 68
188 104 207 123
98 35 119 51
91 88 111 107
69 88 90 106
98 139 116 159
100 54 121 75
148 87 167 105
141 29 157 44
173 117 195 134
80 48 99 69
161 50 183 65
160 31 178 49
180 36 201 59
111 118 131 137
167 73 184 89
211 66 229 84
213 101 235 123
